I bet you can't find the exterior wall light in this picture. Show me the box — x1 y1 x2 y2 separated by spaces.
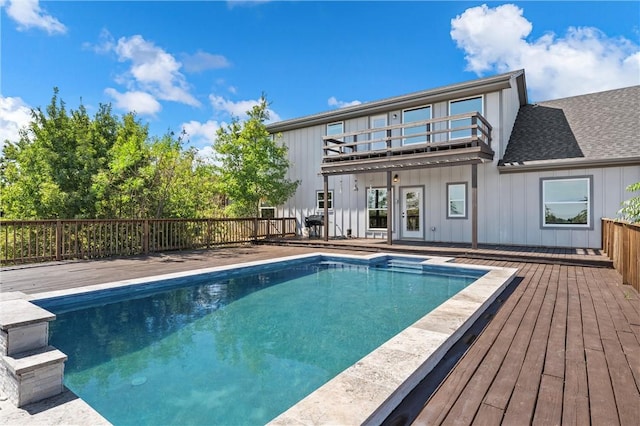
393 174 399 183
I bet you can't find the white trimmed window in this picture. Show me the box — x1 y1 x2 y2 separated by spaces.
326 122 344 138
316 191 333 210
402 105 432 145
449 96 483 139
367 188 388 230
541 177 592 228
447 182 467 219
259 202 275 218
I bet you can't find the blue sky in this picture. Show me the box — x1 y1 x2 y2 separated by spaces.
2 1 639 156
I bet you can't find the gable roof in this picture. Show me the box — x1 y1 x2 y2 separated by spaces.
267 69 527 133
499 85 640 172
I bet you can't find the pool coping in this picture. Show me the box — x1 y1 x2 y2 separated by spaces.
25 252 517 425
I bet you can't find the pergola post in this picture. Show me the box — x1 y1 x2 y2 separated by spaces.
472 163 478 249
323 175 329 241
387 171 392 245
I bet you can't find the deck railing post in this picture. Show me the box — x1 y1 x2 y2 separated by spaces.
143 220 149 254
253 217 258 241
55 220 62 261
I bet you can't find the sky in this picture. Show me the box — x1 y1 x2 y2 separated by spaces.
1 0 639 157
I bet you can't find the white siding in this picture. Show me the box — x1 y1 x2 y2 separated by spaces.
275 83 638 248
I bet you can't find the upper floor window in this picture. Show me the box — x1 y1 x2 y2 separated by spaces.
541 176 592 228
449 96 483 139
326 122 344 138
316 190 333 210
402 106 432 145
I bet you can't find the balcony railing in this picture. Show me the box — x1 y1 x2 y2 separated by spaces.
321 112 493 174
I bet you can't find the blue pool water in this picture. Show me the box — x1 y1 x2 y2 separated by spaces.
39 256 485 425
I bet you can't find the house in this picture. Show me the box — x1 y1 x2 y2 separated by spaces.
266 70 640 249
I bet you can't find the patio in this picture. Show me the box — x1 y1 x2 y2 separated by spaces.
1 243 638 425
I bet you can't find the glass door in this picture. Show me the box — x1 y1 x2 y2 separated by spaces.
401 187 423 239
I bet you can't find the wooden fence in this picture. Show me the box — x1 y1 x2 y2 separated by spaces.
602 218 639 292
0 218 297 266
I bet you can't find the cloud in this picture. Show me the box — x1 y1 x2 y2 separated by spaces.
181 119 222 146
209 95 281 122
451 3 640 100
181 50 231 73
104 88 162 116
1 0 66 34
328 96 362 109
0 96 32 151
90 32 201 109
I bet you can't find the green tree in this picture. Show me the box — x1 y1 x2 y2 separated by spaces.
618 182 640 223
213 96 298 217
1 89 121 218
1 88 222 220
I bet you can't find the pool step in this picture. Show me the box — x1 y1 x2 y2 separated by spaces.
376 260 425 274
0 296 67 407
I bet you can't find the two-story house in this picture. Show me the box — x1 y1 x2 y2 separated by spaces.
266 69 640 249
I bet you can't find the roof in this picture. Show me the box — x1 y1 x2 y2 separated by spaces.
267 69 527 133
500 85 640 171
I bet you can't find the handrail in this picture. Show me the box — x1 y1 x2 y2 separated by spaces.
0 217 298 266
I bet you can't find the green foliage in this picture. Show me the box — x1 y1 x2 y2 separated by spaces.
213 96 299 217
1 88 222 219
618 182 640 223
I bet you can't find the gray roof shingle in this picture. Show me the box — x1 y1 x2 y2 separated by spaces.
501 85 640 165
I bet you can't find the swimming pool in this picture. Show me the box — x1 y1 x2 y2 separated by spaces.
32 253 517 425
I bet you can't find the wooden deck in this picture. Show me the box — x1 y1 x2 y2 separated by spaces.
408 259 640 426
1 244 638 425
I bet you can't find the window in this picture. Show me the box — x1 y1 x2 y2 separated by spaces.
541 177 592 228
447 182 467 219
316 190 333 210
367 188 388 229
449 96 483 139
326 122 344 156
326 122 344 138
259 202 275 219
403 106 431 145
370 115 387 150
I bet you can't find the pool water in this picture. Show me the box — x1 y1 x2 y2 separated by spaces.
43 258 482 425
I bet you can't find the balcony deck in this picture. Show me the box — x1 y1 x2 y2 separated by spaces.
321 112 494 175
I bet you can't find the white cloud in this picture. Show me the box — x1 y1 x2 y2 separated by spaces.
181 50 231 73
2 0 66 35
451 3 640 100
209 95 281 122
328 96 362 109
181 119 222 146
0 96 32 151
113 35 201 106
104 88 162 116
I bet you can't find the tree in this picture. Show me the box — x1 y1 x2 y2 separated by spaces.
618 182 640 223
1 88 223 219
213 96 299 217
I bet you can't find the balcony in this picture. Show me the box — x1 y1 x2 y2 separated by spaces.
321 112 493 175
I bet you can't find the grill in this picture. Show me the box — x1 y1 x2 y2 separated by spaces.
304 215 324 238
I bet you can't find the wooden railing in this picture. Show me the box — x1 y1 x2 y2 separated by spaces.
322 112 492 161
0 218 297 266
602 218 639 292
